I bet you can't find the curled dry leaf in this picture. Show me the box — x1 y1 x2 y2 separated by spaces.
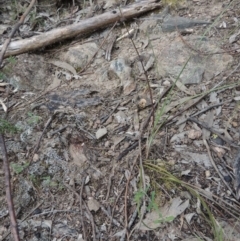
87 197 100 212
48 59 77 75
188 129 202 140
212 146 226 158
69 143 87 167
137 197 189 231
0 99 7 112
205 170 211 178
138 98 147 108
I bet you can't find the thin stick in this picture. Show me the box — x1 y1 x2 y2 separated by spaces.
123 170 132 240
30 115 53 161
141 85 172 132
0 0 36 65
80 176 87 241
63 182 96 241
83 200 96 241
0 134 20 241
176 100 231 126
119 154 140 241
108 187 125 233
100 205 121 227
79 21 118 73
101 102 120 124
1 201 44 241
119 7 154 124
203 139 236 199
117 140 139 161
0 12 38 236
127 139 146 240
189 117 239 148
105 162 116 201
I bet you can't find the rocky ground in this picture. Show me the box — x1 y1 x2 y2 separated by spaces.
1 0 240 240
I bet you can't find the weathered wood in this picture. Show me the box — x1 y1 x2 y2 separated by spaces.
0 0 162 57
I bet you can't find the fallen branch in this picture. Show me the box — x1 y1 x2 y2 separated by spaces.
0 1 36 240
189 117 239 149
0 0 162 58
0 135 20 241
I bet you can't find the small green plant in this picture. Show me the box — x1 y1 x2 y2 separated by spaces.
162 0 185 7
134 187 174 225
27 112 42 126
42 176 58 187
134 187 146 212
0 119 19 134
29 11 45 28
29 175 41 187
2 56 17 75
11 162 29 174
145 162 225 240
0 72 6 80
7 56 17 65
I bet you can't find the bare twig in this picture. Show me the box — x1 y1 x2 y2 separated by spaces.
128 139 146 240
31 209 80 217
213 61 240 89
119 7 154 124
0 13 39 239
123 168 132 241
63 182 96 241
1 201 44 241
101 102 120 124
105 34 117 61
119 154 140 241
83 200 97 241
30 115 53 161
176 100 231 126
105 162 116 201
187 181 240 219
0 0 36 65
100 205 121 227
178 30 231 56
80 176 87 241
108 187 125 233
141 84 172 132
117 140 139 161
203 139 236 199
189 117 239 148
0 135 20 241
79 21 118 73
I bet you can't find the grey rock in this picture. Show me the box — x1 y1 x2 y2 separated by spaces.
139 19 158 34
87 197 100 211
60 42 100 70
96 127 107 139
109 58 132 84
46 89 101 112
234 151 240 200
16 178 34 208
109 58 136 94
154 35 233 84
162 15 211 32
4 54 50 91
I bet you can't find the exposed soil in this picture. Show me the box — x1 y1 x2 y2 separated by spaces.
1 0 240 241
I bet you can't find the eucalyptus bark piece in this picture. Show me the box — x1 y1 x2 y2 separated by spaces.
0 0 162 58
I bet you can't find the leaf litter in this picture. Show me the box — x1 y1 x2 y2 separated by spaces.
1 0 240 240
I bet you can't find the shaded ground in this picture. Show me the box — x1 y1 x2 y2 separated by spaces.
1 0 240 240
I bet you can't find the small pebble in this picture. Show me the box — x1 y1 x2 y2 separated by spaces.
205 170 211 177
105 141 110 147
96 127 107 139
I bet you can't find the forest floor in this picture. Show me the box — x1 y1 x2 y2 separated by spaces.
1 0 240 240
